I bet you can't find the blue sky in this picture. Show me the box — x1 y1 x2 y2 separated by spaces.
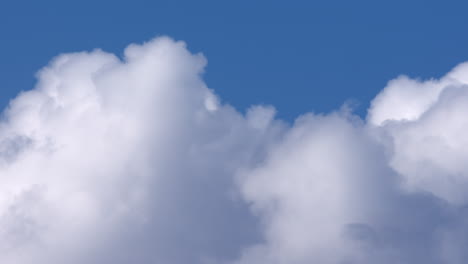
2 0 468 119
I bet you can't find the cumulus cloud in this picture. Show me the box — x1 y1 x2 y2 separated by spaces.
1 36 468 264
0 37 280 264
368 65 468 205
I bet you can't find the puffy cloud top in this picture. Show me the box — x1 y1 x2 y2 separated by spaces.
1 37 468 264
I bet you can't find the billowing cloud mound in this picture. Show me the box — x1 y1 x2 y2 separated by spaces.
1 37 468 264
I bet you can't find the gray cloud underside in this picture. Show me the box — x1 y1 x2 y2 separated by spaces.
1 37 468 264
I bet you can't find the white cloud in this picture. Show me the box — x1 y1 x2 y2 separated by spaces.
0 37 281 264
369 63 468 204
1 36 468 264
